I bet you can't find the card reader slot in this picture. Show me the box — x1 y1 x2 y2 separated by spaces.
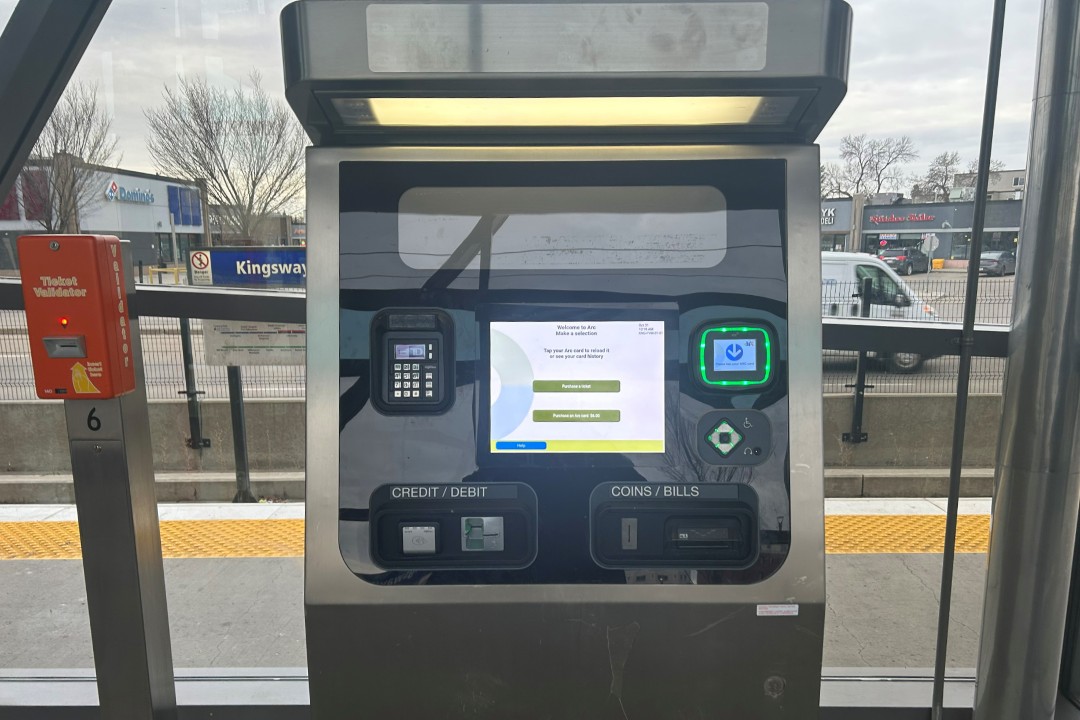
42 336 87 359
369 500 537 571
592 501 758 570
665 517 749 556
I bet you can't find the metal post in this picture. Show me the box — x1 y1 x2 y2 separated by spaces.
169 213 179 281
842 277 872 443
196 178 211 248
137 259 144 284
178 317 209 450
933 1 1007 716
63 242 177 719
54 151 80 234
227 364 255 502
974 0 1080 716
849 194 866 253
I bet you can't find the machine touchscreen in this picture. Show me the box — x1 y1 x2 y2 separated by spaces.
489 320 665 454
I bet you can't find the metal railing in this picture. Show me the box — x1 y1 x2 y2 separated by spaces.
0 310 305 401
0 279 1011 401
822 276 1014 325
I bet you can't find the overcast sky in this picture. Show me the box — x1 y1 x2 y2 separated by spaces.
0 0 1044 177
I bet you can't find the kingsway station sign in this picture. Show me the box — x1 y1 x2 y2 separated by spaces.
189 247 306 288
188 247 306 366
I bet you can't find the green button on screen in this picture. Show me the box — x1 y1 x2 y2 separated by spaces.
532 380 621 392
533 410 621 422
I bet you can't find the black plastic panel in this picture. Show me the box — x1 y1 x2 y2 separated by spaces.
590 482 759 569
369 483 538 570
369 308 455 415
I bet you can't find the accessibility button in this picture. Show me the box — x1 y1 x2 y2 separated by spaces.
707 419 743 457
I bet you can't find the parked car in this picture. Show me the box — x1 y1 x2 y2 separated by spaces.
878 246 931 275
822 252 939 373
979 250 1016 276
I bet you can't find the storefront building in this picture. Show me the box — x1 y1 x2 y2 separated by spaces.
0 164 205 270
820 197 855 251
860 199 1021 267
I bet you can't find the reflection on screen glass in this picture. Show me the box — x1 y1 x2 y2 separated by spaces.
399 186 726 270
489 320 665 453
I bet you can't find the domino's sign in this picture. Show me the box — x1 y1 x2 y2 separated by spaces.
104 179 155 205
189 247 306 288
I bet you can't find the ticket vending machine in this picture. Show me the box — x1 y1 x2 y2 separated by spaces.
283 1 850 716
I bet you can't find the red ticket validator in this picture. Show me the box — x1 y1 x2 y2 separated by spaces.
17 235 136 399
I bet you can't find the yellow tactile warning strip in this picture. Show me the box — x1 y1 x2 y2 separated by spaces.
0 515 990 560
825 515 990 554
0 520 305 560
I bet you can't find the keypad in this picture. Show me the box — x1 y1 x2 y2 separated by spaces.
390 341 440 402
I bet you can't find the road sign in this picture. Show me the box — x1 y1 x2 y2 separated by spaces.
189 250 212 285
188 247 306 288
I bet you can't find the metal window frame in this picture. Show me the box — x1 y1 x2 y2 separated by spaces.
0 0 114 203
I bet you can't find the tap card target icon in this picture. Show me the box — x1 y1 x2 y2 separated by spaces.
693 323 775 390
714 339 756 372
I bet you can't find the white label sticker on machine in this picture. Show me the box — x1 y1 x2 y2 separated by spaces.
756 604 799 617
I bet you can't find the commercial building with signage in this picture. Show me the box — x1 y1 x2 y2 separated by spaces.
820 197 855 251
0 162 205 270
861 199 1022 266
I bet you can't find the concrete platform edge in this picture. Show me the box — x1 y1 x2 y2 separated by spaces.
0 468 997 503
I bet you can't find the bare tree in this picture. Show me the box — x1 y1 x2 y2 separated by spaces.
823 134 919 199
820 162 849 199
956 158 1007 187
916 151 962 202
910 153 1007 202
19 82 119 233
144 71 306 242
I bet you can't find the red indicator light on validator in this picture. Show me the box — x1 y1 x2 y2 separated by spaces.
59 317 69 327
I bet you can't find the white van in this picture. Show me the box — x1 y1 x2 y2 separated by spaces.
821 252 939 373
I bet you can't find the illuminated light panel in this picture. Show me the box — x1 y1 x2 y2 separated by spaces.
699 326 772 387
358 96 765 127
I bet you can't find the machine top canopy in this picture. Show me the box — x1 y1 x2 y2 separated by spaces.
281 0 851 146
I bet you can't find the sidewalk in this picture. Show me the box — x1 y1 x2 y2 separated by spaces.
0 468 995 503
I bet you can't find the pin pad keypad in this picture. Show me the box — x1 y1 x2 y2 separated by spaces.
389 338 440 402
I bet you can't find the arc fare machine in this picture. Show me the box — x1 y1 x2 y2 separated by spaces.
283 1 850 716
